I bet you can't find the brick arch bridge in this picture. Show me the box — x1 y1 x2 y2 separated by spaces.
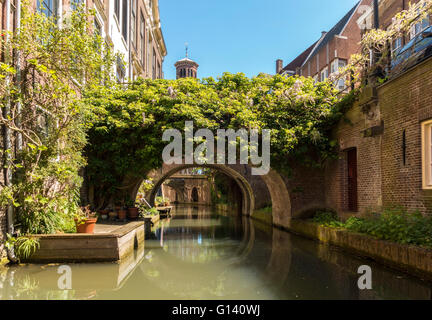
128 163 293 228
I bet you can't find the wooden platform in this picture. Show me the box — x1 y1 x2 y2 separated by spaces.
156 206 173 214
23 221 144 263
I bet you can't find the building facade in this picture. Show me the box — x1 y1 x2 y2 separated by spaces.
319 0 432 217
0 0 167 82
277 0 372 91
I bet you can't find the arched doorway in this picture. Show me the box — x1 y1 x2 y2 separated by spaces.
191 187 199 202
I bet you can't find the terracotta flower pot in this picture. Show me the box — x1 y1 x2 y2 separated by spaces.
128 207 139 219
75 218 98 234
118 209 127 220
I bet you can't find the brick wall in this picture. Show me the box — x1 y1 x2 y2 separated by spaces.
324 101 383 217
323 57 432 217
379 57 432 213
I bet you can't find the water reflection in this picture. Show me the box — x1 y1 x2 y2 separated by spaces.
1 205 432 300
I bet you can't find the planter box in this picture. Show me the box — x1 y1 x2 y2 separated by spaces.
287 219 432 279
24 221 144 263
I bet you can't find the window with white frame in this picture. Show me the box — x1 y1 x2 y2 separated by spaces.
114 0 120 21
131 0 136 48
313 74 318 84
140 12 145 67
320 67 328 82
410 6 430 39
37 0 58 18
392 37 403 55
330 58 347 74
121 0 128 42
422 120 432 189
70 0 83 11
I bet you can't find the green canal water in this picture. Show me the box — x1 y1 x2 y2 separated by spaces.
1 205 432 300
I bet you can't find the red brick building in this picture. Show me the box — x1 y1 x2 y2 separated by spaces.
277 0 373 91
323 0 432 217
275 0 432 218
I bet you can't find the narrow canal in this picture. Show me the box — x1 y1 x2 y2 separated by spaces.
1 205 432 300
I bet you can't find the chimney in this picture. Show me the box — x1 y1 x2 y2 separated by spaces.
276 59 283 74
321 31 327 38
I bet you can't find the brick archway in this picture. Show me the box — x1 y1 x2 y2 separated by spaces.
129 163 293 226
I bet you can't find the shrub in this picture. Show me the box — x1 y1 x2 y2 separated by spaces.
310 208 432 247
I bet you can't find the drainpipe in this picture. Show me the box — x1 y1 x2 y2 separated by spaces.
373 0 379 30
3 0 18 263
15 0 22 152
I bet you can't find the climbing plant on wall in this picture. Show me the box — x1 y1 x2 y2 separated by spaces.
84 73 345 208
0 2 116 235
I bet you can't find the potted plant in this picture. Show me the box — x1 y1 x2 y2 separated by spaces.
155 196 165 207
127 199 139 219
75 205 98 234
99 209 109 220
118 208 127 220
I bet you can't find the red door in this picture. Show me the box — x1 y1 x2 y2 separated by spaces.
347 148 358 212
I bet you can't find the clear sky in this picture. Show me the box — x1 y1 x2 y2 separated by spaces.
159 0 360 80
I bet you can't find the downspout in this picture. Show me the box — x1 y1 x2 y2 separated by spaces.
3 0 18 263
15 1 22 152
373 0 379 30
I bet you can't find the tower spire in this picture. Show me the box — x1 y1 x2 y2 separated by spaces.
185 42 188 58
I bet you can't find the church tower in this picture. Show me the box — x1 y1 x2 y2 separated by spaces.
175 44 199 79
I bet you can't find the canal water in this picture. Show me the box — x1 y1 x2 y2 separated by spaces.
1 205 432 300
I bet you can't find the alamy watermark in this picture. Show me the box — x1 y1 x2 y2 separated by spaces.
357 265 372 290
162 121 271 175
57 265 72 290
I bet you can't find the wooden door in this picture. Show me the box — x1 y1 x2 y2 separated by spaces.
347 148 358 212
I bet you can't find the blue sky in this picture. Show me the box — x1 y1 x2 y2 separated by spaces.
159 0 360 80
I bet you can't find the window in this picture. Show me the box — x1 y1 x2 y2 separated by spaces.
392 37 403 56
121 0 128 42
422 120 432 189
37 0 58 18
410 8 430 39
131 0 136 48
94 19 102 36
152 49 156 79
313 74 318 84
114 0 120 21
116 56 125 83
140 12 145 67
71 0 83 11
330 58 346 74
320 67 328 82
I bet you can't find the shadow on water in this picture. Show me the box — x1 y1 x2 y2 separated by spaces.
1 204 432 299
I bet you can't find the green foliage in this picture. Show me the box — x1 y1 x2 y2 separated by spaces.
311 210 345 228
84 73 344 206
311 208 432 247
6 234 40 260
0 2 116 235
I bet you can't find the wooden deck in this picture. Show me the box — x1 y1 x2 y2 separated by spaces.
23 221 145 263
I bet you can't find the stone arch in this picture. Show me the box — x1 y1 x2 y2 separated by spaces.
128 163 293 227
145 164 256 216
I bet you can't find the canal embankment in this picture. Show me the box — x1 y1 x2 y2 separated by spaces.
286 219 432 280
